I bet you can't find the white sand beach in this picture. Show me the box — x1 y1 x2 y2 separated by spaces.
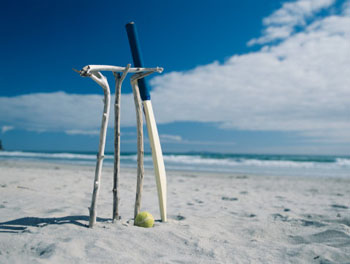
0 160 349 263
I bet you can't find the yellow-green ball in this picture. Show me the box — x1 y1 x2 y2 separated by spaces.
135 211 154 228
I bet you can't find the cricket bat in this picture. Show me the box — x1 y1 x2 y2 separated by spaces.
125 22 167 222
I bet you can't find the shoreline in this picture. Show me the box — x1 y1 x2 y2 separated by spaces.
1 159 349 263
1 150 350 179
1 156 349 179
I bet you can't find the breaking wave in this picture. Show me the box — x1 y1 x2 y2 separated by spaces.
1 151 349 177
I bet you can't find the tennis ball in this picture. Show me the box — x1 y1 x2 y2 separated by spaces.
134 211 154 228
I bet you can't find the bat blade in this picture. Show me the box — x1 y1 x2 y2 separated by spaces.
143 100 167 222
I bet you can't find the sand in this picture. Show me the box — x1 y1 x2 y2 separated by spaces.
0 160 349 263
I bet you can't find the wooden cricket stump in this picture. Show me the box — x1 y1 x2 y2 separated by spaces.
75 64 167 228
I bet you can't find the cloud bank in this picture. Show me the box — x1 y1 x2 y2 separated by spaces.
1 0 349 143
150 0 350 142
0 92 137 134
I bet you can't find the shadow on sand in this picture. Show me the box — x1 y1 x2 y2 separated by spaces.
0 215 110 233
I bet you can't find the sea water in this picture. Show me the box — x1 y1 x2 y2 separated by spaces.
0 150 349 178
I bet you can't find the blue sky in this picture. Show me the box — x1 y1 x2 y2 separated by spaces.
0 0 349 154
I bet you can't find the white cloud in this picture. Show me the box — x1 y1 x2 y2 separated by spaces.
160 134 183 142
248 0 335 45
0 92 102 131
1 125 14 133
158 134 236 146
0 92 137 133
65 129 100 136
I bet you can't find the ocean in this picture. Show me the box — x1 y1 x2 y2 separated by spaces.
0 150 349 178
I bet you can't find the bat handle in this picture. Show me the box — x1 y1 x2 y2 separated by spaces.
125 22 150 101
